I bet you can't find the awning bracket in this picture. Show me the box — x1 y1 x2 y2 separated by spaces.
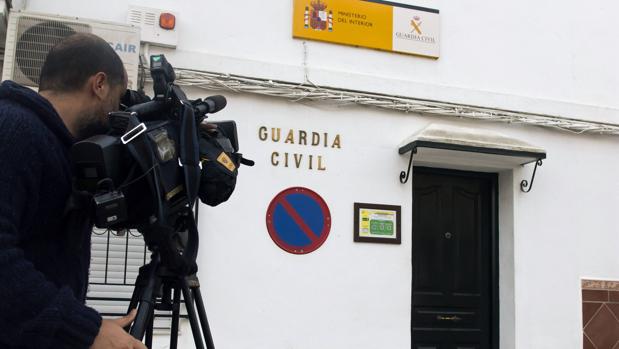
399 148 417 184
520 159 543 193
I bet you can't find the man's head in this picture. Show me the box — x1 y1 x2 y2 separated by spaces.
39 33 128 140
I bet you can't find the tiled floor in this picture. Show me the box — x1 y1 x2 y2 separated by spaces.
583 280 619 349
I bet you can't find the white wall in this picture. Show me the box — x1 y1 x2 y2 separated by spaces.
21 0 619 123
152 88 618 349
17 1 619 348
193 92 415 349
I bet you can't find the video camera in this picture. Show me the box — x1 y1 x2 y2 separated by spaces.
70 54 252 273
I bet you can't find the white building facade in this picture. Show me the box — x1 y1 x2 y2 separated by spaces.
6 0 619 348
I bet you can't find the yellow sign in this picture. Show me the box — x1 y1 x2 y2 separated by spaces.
292 0 440 58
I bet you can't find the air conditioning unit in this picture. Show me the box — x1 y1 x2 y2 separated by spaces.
2 11 140 90
0 1 10 49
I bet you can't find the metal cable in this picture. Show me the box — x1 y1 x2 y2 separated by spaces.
162 68 619 136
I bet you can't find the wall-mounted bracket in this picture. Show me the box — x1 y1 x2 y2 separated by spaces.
520 159 543 193
399 148 417 184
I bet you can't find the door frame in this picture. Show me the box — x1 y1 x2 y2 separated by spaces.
411 166 500 348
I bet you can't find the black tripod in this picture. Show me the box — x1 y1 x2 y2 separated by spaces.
126 249 215 349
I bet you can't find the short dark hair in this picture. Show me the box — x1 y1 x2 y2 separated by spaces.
39 33 125 92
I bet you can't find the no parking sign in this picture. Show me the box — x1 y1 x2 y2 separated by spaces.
266 187 331 254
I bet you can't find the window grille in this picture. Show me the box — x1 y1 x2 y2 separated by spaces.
87 229 186 330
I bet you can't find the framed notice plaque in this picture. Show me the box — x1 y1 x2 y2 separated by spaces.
354 203 401 244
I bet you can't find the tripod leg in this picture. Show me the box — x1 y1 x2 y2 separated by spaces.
127 280 142 313
181 278 206 349
170 287 181 349
130 254 161 340
145 309 154 349
124 279 143 332
192 287 215 349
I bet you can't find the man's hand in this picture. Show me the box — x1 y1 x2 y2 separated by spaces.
90 309 147 349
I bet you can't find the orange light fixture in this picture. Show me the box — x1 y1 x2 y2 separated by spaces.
159 13 176 30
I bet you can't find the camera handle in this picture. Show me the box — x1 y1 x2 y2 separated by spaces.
176 89 201 205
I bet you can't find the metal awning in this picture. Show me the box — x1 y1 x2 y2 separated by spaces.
398 124 547 192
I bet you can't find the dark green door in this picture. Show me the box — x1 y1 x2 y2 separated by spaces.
411 167 497 349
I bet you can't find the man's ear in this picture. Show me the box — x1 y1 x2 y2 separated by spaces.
91 72 109 100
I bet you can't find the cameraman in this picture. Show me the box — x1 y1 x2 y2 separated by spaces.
0 33 146 349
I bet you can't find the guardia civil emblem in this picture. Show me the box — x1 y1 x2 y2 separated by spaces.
410 15 422 35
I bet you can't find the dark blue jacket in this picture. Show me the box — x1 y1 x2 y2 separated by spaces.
0 81 101 348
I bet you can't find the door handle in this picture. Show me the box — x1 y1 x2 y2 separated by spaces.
436 315 462 322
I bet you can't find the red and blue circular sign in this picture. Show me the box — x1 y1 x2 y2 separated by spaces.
266 187 331 254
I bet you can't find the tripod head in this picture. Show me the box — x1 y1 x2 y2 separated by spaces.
138 207 199 276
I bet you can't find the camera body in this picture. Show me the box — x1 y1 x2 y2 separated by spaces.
71 55 249 233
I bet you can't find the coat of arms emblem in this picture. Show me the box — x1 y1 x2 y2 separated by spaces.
304 0 333 31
